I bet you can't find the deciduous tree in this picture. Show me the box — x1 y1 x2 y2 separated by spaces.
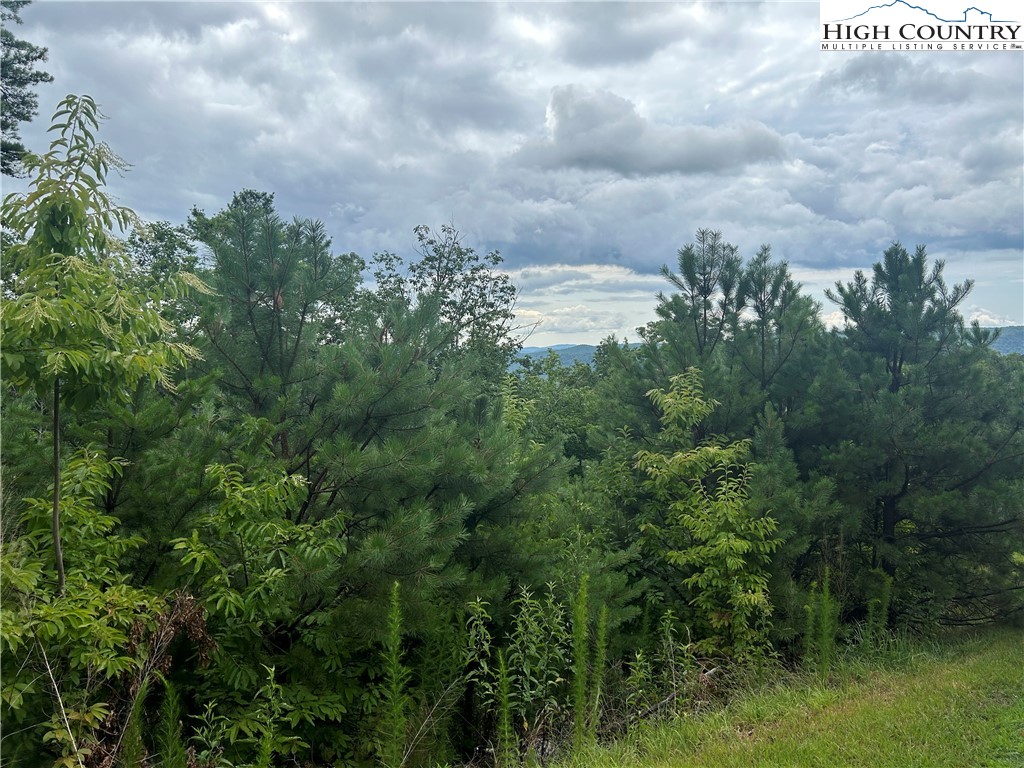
1 94 199 592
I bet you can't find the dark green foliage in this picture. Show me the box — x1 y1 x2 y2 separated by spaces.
170 191 563 759
513 352 601 465
1 0 53 176
657 229 743 362
822 244 1023 624
747 406 844 648
407 223 522 378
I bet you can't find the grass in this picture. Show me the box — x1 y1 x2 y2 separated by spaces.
560 631 1024 768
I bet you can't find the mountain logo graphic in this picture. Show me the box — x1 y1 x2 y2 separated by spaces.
830 1 1018 23
819 0 1023 50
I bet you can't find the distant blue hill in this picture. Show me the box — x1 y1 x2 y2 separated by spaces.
989 326 1023 356
518 327 1023 368
519 344 598 367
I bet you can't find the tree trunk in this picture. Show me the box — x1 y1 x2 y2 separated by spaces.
53 379 65 594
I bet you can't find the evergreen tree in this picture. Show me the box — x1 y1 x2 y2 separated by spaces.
175 197 563 759
747 406 844 647
656 229 743 362
731 246 824 418
822 243 1023 623
1 0 53 175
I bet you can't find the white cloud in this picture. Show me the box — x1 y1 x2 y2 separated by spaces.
515 85 785 176
11 2 1021 343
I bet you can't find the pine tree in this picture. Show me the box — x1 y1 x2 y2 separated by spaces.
822 243 1024 623
1 0 53 175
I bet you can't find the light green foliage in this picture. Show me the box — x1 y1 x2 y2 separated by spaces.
1 94 199 408
248 668 296 768
171 464 349 757
155 678 189 768
653 612 699 713
173 464 316 626
636 370 779 658
0 450 166 766
466 601 516 765
588 605 608 744
1 93 201 593
571 574 590 752
621 612 701 725
117 678 150 768
495 649 516 768
378 582 411 768
501 586 570 754
467 588 572 760
501 374 535 436
189 702 234 768
4 93 1021 767
804 568 841 675
625 649 653 725
552 633 1024 768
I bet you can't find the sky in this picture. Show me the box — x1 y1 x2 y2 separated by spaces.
8 0 1024 345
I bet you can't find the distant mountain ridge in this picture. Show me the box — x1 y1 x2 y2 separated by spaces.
520 327 1023 368
990 326 1023 356
519 344 599 367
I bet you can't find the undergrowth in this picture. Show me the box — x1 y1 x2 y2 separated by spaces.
555 630 1024 768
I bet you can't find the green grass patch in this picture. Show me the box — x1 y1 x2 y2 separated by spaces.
560 632 1024 768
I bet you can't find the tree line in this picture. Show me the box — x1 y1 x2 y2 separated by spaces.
2 95 1022 768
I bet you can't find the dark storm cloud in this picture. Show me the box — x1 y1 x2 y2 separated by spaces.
514 85 784 176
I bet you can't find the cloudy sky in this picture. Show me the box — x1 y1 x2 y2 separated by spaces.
10 1 1023 345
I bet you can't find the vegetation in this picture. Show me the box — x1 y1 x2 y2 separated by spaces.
555 632 1024 768
1 0 53 176
1 95 1022 767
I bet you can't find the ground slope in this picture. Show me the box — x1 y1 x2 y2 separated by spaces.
571 633 1023 768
